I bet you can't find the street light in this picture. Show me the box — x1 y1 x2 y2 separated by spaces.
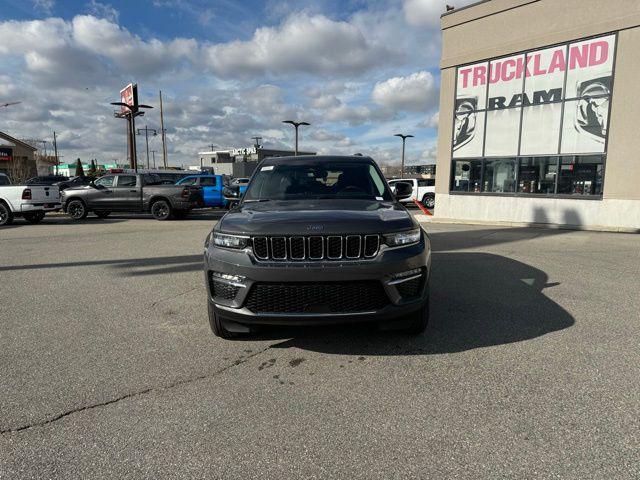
136 126 157 170
282 120 310 156
394 133 414 179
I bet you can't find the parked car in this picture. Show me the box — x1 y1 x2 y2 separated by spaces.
221 177 249 207
388 178 436 208
54 175 93 192
0 178 60 226
26 175 69 186
60 173 202 221
203 155 431 338
176 174 227 208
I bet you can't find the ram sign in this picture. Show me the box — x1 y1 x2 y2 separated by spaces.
453 33 615 158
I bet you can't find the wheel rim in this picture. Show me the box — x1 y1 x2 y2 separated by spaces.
0 206 7 224
153 202 169 218
69 203 84 219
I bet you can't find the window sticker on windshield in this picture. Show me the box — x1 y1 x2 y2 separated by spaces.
261 166 274 171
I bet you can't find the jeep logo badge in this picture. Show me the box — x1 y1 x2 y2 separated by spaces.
306 224 324 231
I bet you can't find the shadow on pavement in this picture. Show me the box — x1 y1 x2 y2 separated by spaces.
251 252 575 355
0 254 202 274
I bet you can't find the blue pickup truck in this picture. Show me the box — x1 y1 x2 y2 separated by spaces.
176 175 249 208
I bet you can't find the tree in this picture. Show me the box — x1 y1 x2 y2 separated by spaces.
75 158 84 177
88 159 97 177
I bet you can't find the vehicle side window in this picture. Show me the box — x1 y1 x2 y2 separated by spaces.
369 165 386 197
418 179 435 187
117 175 137 187
0 175 9 186
180 178 198 186
94 176 114 187
200 177 216 186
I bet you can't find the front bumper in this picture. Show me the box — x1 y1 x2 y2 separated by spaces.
204 231 431 326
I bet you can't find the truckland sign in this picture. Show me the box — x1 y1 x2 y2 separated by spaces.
453 33 615 158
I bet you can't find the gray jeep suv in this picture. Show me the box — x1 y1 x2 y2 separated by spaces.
204 155 431 338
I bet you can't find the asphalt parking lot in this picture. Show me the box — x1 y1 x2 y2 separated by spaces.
1 212 639 479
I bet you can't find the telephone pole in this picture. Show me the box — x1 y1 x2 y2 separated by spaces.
53 131 59 175
159 90 168 169
251 136 262 149
136 126 157 170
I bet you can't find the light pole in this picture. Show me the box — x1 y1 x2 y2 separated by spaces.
136 126 157 170
282 120 310 155
394 133 414 179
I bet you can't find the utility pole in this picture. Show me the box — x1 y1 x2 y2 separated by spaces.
150 150 157 169
282 120 310 155
251 136 262 149
53 131 59 175
159 90 168 169
394 133 414 179
136 126 157 170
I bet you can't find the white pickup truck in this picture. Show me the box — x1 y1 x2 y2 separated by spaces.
0 174 61 226
388 178 436 209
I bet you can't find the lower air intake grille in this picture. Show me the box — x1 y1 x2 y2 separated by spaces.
396 276 422 299
244 281 389 314
211 279 240 300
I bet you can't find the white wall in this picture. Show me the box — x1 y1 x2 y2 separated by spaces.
435 194 640 231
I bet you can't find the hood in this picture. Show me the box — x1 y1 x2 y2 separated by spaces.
217 199 416 235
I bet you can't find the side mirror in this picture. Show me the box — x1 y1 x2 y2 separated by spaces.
222 186 239 200
392 181 413 200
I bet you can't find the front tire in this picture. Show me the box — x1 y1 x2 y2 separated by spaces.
67 200 88 220
150 200 172 221
94 211 111 219
208 302 236 339
0 202 13 226
422 194 435 209
23 211 46 224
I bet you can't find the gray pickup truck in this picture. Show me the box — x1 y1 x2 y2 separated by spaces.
60 173 202 220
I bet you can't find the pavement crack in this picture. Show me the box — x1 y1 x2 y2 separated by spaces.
0 345 273 435
150 286 200 308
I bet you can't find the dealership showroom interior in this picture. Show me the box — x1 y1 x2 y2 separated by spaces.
1 0 639 478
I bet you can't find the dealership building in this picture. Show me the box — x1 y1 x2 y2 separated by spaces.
435 0 640 231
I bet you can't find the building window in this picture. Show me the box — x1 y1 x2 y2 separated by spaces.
451 32 616 199
518 157 558 194
557 155 604 196
484 158 517 193
451 160 482 192
451 154 605 197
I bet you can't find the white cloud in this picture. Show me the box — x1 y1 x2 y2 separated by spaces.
204 13 399 78
372 71 438 112
33 0 55 14
86 0 119 23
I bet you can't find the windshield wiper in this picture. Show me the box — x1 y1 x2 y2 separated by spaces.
243 198 272 203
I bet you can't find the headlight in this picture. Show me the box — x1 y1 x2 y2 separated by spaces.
212 232 249 249
384 228 421 247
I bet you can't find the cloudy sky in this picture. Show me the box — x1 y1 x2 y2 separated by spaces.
0 0 473 167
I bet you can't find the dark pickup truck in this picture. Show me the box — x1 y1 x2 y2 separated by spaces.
60 173 202 220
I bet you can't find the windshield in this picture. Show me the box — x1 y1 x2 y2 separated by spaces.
243 161 393 202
